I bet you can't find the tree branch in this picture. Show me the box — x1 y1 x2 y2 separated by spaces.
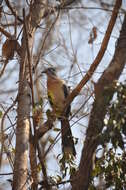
0 26 12 38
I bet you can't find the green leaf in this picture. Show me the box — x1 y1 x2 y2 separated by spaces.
0 110 2 118
53 128 61 132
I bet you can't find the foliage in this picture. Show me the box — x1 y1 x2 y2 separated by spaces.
58 153 76 178
90 82 126 189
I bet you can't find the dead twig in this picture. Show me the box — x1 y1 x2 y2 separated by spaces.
34 10 60 71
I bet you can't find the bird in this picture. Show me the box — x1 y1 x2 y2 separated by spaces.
42 67 76 157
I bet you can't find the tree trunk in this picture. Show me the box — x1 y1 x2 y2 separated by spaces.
12 1 47 189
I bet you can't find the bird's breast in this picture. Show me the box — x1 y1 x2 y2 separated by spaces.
47 78 66 111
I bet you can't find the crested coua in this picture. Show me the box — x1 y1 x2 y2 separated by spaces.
42 67 76 157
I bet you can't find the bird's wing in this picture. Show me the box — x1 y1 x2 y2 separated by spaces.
62 83 69 98
62 83 71 116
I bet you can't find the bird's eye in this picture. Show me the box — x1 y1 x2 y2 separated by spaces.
51 68 55 72
49 68 55 74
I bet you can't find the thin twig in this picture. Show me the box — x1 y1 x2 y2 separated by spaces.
0 60 9 78
14 10 17 38
37 143 51 190
0 97 17 168
4 0 23 23
39 178 74 188
0 172 13 175
34 11 60 71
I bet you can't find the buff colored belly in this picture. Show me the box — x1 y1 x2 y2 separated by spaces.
47 78 65 112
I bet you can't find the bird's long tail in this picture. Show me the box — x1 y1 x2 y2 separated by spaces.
60 118 76 156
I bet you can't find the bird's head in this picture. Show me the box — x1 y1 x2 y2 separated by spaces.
42 67 57 77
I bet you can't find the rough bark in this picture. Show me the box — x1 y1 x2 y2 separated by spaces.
72 6 126 190
12 1 47 189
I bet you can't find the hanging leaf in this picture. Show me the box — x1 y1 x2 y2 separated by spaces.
2 39 17 60
88 26 97 44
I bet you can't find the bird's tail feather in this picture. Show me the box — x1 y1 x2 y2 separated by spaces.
60 118 76 156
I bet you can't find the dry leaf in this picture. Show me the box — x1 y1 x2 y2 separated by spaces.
33 107 42 126
88 26 97 44
2 39 17 60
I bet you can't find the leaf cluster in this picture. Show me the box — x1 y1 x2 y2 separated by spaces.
90 81 126 189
